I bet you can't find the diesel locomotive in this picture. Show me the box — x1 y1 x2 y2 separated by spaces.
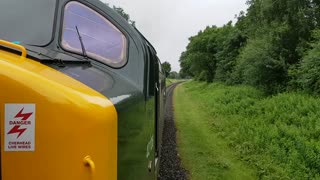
0 0 166 179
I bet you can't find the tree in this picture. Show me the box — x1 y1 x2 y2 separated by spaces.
179 51 193 78
103 3 136 26
294 29 320 94
113 6 136 26
168 71 180 79
232 33 286 93
162 61 171 77
179 27 218 83
214 22 247 83
179 0 320 94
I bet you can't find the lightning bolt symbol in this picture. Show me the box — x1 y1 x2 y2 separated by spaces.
14 108 33 120
7 108 33 138
7 125 27 138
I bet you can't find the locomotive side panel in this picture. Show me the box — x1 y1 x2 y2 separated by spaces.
0 0 165 179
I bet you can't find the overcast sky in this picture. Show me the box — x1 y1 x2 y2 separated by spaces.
102 0 248 72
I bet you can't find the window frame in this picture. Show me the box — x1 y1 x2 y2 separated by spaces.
59 0 129 68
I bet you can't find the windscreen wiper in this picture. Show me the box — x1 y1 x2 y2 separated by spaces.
24 44 91 67
75 26 88 59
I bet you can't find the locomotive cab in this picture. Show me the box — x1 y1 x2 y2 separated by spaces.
0 0 165 179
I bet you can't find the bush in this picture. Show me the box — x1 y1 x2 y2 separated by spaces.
184 81 320 179
233 35 286 93
296 30 320 94
195 71 208 81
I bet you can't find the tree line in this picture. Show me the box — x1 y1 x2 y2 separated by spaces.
104 3 136 26
179 0 320 94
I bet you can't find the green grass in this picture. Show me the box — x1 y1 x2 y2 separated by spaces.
175 81 320 179
174 82 256 180
166 78 174 86
166 78 186 87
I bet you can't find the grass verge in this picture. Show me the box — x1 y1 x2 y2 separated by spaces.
174 82 256 179
174 81 320 179
166 78 174 86
166 78 187 87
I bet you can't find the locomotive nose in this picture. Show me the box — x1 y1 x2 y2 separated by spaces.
0 47 118 180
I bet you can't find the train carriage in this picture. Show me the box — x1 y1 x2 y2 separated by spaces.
0 0 165 179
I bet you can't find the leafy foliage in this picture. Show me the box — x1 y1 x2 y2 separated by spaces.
112 6 136 26
183 81 320 179
161 61 171 77
179 0 320 94
234 33 287 93
295 30 320 93
179 27 219 82
168 71 180 79
215 23 246 83
103 2 136 26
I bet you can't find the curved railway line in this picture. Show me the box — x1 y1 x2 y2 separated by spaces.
159 82 188 180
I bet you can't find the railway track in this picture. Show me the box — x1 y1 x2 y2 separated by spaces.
158 82 188 180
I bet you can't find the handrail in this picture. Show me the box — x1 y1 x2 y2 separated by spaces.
83 155 96 177
0 40 27 58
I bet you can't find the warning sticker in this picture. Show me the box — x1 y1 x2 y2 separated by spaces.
5 104 36 152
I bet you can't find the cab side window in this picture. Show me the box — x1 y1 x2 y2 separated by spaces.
61 1 127 67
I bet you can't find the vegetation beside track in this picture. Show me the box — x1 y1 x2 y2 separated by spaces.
166 79 186 87
175 81 320 179
166 79 174 86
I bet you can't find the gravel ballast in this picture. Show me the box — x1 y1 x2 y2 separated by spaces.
158 83 188 180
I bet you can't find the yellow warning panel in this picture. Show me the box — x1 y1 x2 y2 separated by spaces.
0 48 117 180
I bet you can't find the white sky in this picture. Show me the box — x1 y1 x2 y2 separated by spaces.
102 0 248 72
